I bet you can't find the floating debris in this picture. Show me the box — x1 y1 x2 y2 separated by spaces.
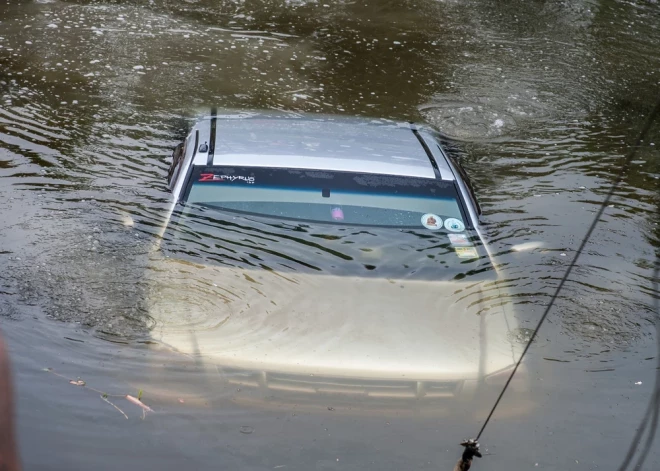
45 367 149 419
126 394 153 412
100 395 128 419
543 357 571 363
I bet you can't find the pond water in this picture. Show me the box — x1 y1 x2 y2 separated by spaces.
0 0 659 470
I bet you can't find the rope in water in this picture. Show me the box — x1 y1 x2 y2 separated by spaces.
460 97 660 465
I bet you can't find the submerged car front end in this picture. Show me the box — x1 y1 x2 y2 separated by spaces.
143 112 529 416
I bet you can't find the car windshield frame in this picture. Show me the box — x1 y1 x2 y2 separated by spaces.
180 165 474 230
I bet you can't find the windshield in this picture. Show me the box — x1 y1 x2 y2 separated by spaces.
182 166 469 230
164 167 491 281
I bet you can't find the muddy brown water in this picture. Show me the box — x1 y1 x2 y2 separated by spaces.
1 0 659 470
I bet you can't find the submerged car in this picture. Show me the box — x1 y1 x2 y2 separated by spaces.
148 111 524 411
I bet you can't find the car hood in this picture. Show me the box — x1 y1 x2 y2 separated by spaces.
147 257 519 381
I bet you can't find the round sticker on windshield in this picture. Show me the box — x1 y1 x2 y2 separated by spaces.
331 207 344 221
421 213 443 231
444 218 465 232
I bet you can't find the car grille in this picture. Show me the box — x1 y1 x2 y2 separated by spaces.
222 368 462 400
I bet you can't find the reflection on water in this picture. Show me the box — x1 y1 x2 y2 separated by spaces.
149 206 515 405
1 0 659 469
161 205 494 279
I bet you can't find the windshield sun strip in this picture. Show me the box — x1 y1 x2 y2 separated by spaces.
180 165 473 229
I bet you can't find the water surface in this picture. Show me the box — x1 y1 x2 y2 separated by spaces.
1 0 659 469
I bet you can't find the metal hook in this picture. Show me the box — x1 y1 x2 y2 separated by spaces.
453 439 482 471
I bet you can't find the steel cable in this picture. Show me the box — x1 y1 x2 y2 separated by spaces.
473 97 660 447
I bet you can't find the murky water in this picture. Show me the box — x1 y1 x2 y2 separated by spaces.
1 0 659 469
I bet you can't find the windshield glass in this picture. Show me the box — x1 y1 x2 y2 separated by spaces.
165 168 491 281
182 166 468 229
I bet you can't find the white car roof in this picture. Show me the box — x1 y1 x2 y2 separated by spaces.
189 114 454 180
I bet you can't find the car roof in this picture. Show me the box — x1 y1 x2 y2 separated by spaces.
189 112 454 180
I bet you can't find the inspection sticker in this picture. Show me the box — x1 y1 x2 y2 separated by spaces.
455 246 479 259
421 213 443 231
448 233 470 246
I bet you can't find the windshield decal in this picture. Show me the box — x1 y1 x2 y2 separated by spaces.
455 246 479 259
199 173 255 184
448 233 471 246
421 213 443 231
444 217 465 232
331 207 344 221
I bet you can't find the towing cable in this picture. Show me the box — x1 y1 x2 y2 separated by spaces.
453 97 660 470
